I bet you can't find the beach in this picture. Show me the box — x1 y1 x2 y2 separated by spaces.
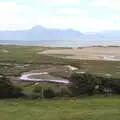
41 46 120 61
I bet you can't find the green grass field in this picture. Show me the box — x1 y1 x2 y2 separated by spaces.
0 45 120 78
76 60 120 78
0 45 67 64
0 97 120 120
0 45 120 120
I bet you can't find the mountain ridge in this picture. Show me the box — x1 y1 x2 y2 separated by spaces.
0 25 120 41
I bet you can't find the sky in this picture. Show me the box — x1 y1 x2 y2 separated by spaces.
0 0 120 32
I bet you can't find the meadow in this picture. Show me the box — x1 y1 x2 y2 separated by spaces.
0 45 120 78
0 97 120 120
0 45 120 120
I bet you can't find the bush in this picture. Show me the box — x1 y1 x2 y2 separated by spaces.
69 72 120 96
69 73 98 96
11 86 23 98
56 86 72 97
33 86 42 93
109 79 120 94
30 93 42 99
44 88 56 99
0 75 23 98
33 86 44 98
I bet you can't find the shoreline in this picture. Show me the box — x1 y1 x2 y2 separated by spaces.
1 43 120 49
0 39 120 48
1 44 120 61
41 46 120 61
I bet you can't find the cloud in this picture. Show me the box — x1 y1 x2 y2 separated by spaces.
0 1 43 30
55 8 88 16
36 0 81 6
112 15 120 19
89 0 120 10
0 0 120 32
0 1 89 32
0 2 19 29
40 16 110 32
53 0 80 5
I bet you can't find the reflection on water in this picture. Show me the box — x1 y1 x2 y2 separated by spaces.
103 55 120 61
0 40 120 47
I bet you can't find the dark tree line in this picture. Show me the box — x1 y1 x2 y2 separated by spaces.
0 73 120 99
0 75 23 98
69 73 120 96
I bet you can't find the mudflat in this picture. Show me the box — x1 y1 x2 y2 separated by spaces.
40 46 120 60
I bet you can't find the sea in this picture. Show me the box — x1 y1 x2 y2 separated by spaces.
0 40 120 47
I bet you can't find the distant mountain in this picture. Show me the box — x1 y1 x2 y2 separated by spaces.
0 25 120 41
84 30 120 40
97 30 120 40
0 26 84 41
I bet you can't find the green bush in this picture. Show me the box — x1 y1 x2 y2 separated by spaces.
33 86 42 93
69 72 120 96
44 88 56 99
69 73 97 96
11 86 23 98
109 79 120 94
33 86 44 98
0 75 23 98
30 93 42 99
56 86 72 97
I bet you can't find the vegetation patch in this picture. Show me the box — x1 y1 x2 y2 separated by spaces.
0 97 120 120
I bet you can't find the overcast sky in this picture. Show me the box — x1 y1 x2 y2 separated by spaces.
0 0 120 32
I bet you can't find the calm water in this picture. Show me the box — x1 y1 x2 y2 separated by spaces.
0 40 120 47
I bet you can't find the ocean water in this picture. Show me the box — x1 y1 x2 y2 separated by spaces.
0 40 120 47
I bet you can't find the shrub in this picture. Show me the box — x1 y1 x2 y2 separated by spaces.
69 72 120 96
69 73 98 96
11 86 23 98
0 75 23 98
109 79 120 94
33 86 42 93
57 86 72 97
30 93 42 99
44 88 56 99
33 86 44 98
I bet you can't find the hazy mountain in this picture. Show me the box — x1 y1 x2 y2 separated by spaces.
0 26 120 41
0 26 84 41
84 30 120 40
97 30 120 40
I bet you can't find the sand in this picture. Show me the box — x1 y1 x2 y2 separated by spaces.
40 46 120 61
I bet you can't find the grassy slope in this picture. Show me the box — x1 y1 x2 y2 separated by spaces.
0 97 120 120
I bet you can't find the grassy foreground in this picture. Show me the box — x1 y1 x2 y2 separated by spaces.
0 97 120 120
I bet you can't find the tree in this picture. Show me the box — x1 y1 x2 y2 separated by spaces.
0 75 23 98
33 86 44 98
69 73 97 96
44 88 56 99
69 72 120 96
109 78 120 94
